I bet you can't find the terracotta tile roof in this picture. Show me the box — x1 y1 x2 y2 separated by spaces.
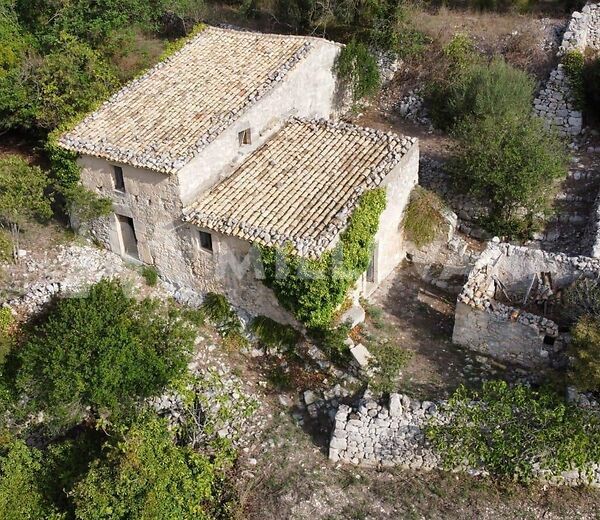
59 27 314 174
184 118 417 258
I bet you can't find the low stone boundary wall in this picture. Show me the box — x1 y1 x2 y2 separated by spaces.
534 2 600 136
329 392 600 487
453 242 600 367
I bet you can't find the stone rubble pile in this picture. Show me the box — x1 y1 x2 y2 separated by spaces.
395 90 431 125
371 48 401 84
330 391 600 487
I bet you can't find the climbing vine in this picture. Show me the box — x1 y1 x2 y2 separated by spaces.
260 189 386 329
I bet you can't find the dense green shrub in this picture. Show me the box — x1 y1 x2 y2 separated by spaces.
311 321 352 365
451 114 567 237
14 279 194 432
250 315 301 352
141 265 159 286
202 292 246 345
0 230 11 263
260 189 386 328
569 315 600 392
335 39 381 101
368 341 412 394
427 381 600 483
0 438 64 519
402 186 448 247
562 50 585 110
0 306 13 362
428 54 535 131
72 415 223 520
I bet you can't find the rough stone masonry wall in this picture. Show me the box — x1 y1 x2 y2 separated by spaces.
453 242 600 367
330 392 600 487
533 3 600 136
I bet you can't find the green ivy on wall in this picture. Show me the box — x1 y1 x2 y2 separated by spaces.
259 188 386 329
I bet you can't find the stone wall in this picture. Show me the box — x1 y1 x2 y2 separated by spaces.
330 391 600 487
533 2 600 136
453 242 600 367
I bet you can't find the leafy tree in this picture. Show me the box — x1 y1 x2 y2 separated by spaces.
335 39 380 101
29 33 118 129
451 114 566 237
71 415 220 520
60 183 112 230
0 155 53 261
0 0 37 132
427 381 600 483
14 279 195 432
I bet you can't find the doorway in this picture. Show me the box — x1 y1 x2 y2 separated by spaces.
117 214 139 259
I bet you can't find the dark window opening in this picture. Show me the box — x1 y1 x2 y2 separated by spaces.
543 335 556 346
199 231 213 252
113 165 125 192
238 128 252 146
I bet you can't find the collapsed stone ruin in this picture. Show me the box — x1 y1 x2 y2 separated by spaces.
453 242 600 367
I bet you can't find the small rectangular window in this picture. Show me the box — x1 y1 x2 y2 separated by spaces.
238 128 252 146
112 165 125 192
199 231 213 252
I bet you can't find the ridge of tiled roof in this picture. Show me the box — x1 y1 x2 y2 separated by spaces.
59 26 317 174
184 117 417 258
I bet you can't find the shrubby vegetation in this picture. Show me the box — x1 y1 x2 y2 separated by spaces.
427 35 567 237
0 155 53 261
335 40 381 101
260 188 386 328
11 279 195 432
249 315 300 352
201 292 246 346
0 278 235 518
402 186 448 247
427 381 600 483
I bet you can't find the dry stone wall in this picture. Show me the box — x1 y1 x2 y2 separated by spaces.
453 242 600 367
534 2 600 136
330 391 600 487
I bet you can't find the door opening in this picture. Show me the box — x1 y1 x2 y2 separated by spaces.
117 214 139 259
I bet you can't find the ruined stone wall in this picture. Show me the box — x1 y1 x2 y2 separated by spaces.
453 243 600 367
176 39 343 207
330 391 600 487
533 3 600 136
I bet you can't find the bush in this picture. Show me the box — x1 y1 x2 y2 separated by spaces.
249 316 301 352
562 277 600 323
0 307 14 362
368 341 411 394
427 381 600 483
451 114 567 237
569 315 600 392
428 54 535 131
311 322 352 365
71 415 223 520
261 189 386 328
0 155 53 260
0 230 11 263
402 187 448 247
0 439 64 519
141 265 159 286
335 39 381 101
60 183 112 227
202 292 245 345
562 50 585 110
14 279 194 432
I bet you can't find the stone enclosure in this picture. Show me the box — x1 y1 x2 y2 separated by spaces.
453 242 600 367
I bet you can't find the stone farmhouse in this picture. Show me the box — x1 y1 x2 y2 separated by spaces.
59 26 419 322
